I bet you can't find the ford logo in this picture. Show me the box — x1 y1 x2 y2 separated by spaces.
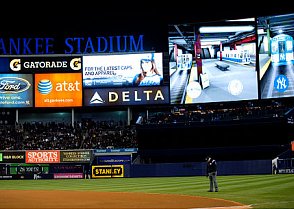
0 77 31 93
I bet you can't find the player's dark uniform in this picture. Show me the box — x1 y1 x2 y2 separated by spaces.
206 157 218 192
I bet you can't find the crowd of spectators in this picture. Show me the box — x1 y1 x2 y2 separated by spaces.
1 100 293 151
145 100 293 125
0 120 138 151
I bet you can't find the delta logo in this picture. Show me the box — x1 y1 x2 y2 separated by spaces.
84 86 169 106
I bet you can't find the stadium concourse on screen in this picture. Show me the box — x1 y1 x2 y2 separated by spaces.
168 16 258 105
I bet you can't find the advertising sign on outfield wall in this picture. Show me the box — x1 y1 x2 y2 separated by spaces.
53 173 84 179
92 165 124 178
0 151 25 163
60 150 92 163
25 150 60 163
97 155 131 165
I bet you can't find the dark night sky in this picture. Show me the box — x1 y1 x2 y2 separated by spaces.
1 1 293 53
2 1 293 33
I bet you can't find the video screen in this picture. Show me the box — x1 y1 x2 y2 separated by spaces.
258 13 294 99
168 17 258 104
82 52 164 88
82 52 170 107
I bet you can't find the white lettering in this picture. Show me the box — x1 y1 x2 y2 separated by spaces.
23 61 67 69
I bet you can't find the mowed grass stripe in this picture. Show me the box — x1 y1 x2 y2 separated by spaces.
210 175 294 192
201 175 294 208
217 175 294 190
1 175 292 190
0 175 289 191
217 174 291 185
1 174 294 208
0 179 199 192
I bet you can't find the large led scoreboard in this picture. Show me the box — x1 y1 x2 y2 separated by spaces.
1 12 293 109
0 52 170 108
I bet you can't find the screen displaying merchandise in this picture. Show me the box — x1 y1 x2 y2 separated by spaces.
82 52 164 88
82 52 170 107
168 17 258 105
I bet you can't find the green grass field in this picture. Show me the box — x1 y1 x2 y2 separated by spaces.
0 174 294 208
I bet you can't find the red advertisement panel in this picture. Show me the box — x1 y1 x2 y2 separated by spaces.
26 150 60 163
53 173 83 179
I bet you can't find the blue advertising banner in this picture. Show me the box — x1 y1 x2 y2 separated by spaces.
94 148 138 153
0 74 33 107
97 155 132 165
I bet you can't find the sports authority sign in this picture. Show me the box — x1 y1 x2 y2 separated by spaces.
25 150 60 163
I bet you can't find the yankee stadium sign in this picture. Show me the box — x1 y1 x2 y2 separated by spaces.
0 35 144 55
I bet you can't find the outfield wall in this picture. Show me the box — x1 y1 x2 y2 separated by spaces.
0 159 273 179
130 159 272 177
0 148 278 179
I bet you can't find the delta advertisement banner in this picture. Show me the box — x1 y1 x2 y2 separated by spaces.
0 74 33 108
0 151 25 163
60 150 92 163
25 150 60 163
3 56 82 73
83 85 169 106
34 73 82 107
82 53 163 88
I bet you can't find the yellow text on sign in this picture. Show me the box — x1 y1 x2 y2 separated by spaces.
92 165 124 178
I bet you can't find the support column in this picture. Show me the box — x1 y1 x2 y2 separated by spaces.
16 109 19 125
72 108 74 127
127 107 132 126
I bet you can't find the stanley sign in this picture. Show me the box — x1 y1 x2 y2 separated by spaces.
92 165 124 178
